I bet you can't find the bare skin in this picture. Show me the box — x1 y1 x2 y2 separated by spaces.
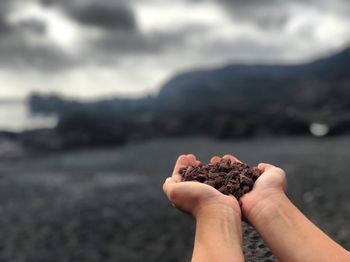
239 160 350 262
163 154 244 262
163 154 350 262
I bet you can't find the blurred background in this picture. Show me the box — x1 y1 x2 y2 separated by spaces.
0 0 350 261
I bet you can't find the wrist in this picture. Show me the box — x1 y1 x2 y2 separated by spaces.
242 189 287 223
192 197 244 262
194 197 241 221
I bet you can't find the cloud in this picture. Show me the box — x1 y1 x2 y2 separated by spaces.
0 1 12 35
0 0 349 81
40 0 137 31
68 3 136 31
92 23 208 55
0 17 11 35
191 0 350 33
0 0 72 71
16 19 47 35
185 0 290 30
0 28 77 71
0 45 75 71
0 0 212 71
1 0 350 100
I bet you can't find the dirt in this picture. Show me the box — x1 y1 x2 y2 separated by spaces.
180 159 262 199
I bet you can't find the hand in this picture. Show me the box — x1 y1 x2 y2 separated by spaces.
163 154 241 218
240 161 287 221
218 154 287 218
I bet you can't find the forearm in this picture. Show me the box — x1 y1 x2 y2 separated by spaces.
192 205 244 262
247 192 350 262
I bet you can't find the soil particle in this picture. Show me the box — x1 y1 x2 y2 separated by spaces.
180 159 262 199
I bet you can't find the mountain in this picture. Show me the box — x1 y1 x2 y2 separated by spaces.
24 46 350 150
158 47 350 114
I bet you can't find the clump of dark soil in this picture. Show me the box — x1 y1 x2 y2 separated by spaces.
179 159 262 199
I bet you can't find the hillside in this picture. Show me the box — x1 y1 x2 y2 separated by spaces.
158 47 350 114
23 46 350 150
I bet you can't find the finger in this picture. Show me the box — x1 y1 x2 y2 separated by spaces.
228 194 237 201
163 179 180 202
258 163 275 172
195 160 201 167
210 156 221 164
172 155 190 182
163 177 175 194
222 154 242 163
186 154 197 166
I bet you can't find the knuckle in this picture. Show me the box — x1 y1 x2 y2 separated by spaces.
275 167 286 175
163 182 169 194
257 163 264 168
168 187 178 203
211 156 221 161
280 169 287 177
258 162 269 168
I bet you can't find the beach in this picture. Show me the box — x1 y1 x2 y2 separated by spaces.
0 136 349 261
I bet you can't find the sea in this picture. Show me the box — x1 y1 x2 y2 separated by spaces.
0 99 58 132
0 99 328 136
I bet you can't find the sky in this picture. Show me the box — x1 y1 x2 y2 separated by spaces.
0 0 350 100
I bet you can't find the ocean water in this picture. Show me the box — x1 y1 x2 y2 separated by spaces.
0 100 58 132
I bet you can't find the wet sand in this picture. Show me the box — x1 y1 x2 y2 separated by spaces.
0 136 349 261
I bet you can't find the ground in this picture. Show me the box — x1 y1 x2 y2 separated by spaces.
0 136 349 261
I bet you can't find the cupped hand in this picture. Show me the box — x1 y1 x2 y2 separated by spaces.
240 160 287 220
163 154 241 218
203 154 288 221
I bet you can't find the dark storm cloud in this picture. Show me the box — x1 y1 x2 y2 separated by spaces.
192 0 350 30
0 20 74 71
0 42 77 71
0 0 71 71
0 0 197 71
0 17 11 35
0 1 12 35
0 1 46 36
188 0 289 26
0 0 349 73
213 0 291 29
41 0 137 31
16 19 47 35
86 24 210 64
0 0 139 71
68 3 136 30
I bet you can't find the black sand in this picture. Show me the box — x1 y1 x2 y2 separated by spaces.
0 137 350 261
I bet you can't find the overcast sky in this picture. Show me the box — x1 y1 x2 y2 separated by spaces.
1 0 350 100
